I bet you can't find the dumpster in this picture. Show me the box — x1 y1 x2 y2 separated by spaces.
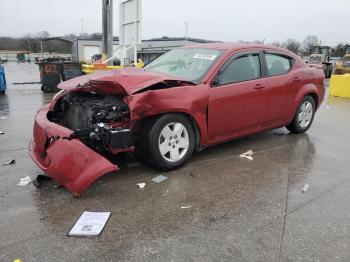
61 62 82 81
0 64 6 94
38 62 63 93
38 62 82 93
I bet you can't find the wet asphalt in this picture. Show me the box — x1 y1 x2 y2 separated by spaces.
0 63 350 262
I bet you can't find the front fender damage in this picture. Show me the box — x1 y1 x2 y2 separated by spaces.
29 105 118 194
126 85 209 145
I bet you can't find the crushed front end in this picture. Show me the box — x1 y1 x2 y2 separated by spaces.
29 90 134 194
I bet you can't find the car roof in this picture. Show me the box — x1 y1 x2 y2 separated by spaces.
187 42 292 54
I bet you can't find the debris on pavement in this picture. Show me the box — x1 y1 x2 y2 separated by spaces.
32 174 53 188
126 161 141 168
17 176 33 186
327 105 330 109
152 175 168 183
13 81 41 85
189 172 195 177
162 190 169 196
0 116 7 119
239 149 254 160
0 131 4 135
3 159 16 166
68 211 111 237
181 206 192 209
302 184 310 193
136 182 146 189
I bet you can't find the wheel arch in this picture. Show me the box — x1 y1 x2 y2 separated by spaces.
287 84 320 125
133 111 203 150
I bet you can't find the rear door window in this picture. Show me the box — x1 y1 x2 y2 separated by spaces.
265 53 292 76
217 53 261 85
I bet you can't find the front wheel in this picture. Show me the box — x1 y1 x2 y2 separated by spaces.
286 95 316 133
140 114 195 170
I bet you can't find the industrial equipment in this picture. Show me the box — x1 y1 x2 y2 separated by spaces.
334 44 350 74
308 45 333 78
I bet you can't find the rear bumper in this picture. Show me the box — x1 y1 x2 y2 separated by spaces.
29 104 118 194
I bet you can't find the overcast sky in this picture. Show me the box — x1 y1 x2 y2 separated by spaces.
0 0 349 45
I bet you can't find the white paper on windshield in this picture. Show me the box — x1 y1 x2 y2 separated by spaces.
193 54 217 60
68 211 111 236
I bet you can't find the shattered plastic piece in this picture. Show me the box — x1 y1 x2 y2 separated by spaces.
17 176 33 186
239 149 254 160
152 175 168 183
32 175 53 188
302 184 310 193
3 159 15 166
136 182 146 189
0 131 4 135
181 206 192 209
68 211 111 236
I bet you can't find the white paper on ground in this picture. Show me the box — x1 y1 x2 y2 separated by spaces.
302 184 310 193
136 182 146 189
152 175 168 183
239 149 254 160
68 211 111 236
17 176 33 186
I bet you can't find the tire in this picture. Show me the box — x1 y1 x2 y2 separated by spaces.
286 95 316 134
139 114 195 171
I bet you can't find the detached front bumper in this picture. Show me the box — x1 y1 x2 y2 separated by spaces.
29 104 119 194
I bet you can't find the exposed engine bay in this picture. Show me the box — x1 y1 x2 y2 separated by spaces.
47 92 134 154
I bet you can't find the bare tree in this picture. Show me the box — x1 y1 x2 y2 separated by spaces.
21 34 36 52
332 43 347 57
271 41 282 47
302 35 319 55
283 39 301 54
90 32 102 40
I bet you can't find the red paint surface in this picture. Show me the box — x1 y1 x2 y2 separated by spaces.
30 43 325 193
29 105 118 194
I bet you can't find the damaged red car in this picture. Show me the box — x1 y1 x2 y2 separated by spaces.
29 43 325 194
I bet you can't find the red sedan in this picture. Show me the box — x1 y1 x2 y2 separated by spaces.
29 43 325 194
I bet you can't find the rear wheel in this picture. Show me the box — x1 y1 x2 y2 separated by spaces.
139 114 195 170
286 95 315 133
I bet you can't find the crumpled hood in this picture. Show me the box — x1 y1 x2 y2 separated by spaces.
58 67 193 95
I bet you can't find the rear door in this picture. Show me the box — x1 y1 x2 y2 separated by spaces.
208 51 267 140
261 52 296 127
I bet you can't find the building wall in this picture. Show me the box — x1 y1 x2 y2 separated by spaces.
73 39 211 63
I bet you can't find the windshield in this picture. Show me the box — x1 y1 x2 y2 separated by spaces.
144 48 222 82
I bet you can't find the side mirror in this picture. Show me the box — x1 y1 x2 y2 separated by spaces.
211 76 221 87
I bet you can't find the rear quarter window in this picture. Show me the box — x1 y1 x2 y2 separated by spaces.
265 53 292 76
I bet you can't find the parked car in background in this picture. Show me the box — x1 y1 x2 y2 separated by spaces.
29 43 325 194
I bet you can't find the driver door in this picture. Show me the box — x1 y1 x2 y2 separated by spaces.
208 51 267 141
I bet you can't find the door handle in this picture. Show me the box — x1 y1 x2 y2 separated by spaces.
253 83 266 89
293 77 301 81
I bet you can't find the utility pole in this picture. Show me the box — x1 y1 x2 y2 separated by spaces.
80 18 84 39
102 0 113 65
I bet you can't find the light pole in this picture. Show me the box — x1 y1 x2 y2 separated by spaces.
80 18 84 39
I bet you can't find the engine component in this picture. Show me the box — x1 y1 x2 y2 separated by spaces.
48 92 132 153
